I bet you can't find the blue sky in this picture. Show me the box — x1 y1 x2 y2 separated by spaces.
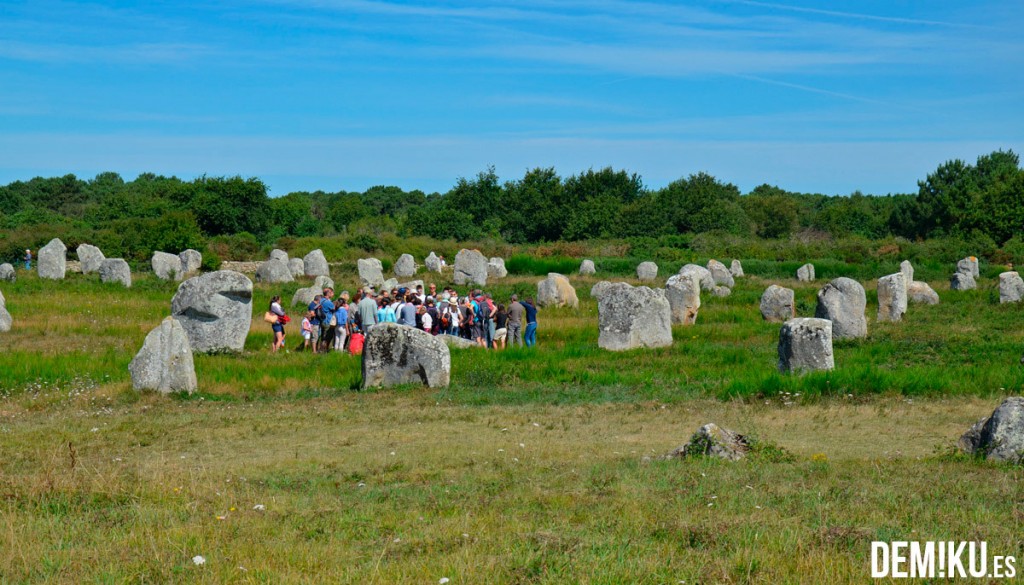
0 0 1021 196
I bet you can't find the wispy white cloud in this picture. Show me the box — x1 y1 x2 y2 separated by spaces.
719 0 996 29
0 40 216 65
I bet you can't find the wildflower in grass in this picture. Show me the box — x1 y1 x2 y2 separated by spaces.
439 579 450 584
253 504 266 511
810 453 828 462
192 555 206 566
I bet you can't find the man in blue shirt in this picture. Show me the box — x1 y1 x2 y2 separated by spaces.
308 294 323 352
522 297 538 347
319 288 336 352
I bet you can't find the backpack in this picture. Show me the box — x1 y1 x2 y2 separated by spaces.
313 301 325 323
475 299 489 322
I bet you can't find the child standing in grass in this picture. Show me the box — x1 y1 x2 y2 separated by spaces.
301 310 313 351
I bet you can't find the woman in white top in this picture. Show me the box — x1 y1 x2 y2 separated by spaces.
270 295 286 352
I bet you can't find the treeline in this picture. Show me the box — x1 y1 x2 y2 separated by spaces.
0 150 1021 265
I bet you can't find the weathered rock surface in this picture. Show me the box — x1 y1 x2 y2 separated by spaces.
907 281 939 305
796 263 815 282
288 258 304 277
128 317 197 394
152 251 184 281
900 260 914 293
394 254 416 278
958 397 1024 463
957 256 980 278
665 273 700 325
171 271 253 353
590 281 614 300
438 334 480 350
0 263 15 282
876 272 907 323
730 259 744 277
814 277 867 339
99 258 131 287
579 259 596 275
664 423 750 461
596 282 672 351
950 272 976 291
179 249 202 275
0 290 10 333
425 252 442 273
707 259 735 288
38 238 67 280
303 249 330 277
357 258 385 288
255 258 294 283
487 257 508 279
361 322 451 389
291 275 335 307
269 249 289 263
680 264 715 292
1000 272 1024 303
711 286 731 298
77 244 105 274
454 249 488 285
536 273 579 308
636 261 658 282
760 285 795 322
778 318 834 373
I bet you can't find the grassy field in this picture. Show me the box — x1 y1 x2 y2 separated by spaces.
1 263 1023 583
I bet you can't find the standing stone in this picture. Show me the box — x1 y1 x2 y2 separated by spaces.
487 257 508 279
288 257 304 278
38 238 67 280
950 272 976 291
361 323 451 389
76 244 105 274
814 277 867 339
711 286 731 298
665 273 701 325
179 249 202 275
876 273 907 323
358 258 385 289
128 317 197 394
796 263 815 282
590 281 614 300
269 249 289 263
730 259 744 277
152 251 184 281
636 261 658 282
0 263 15 283
536 273 579 308
394 254 416 278
0 290 10 333
958 397 1024 463
425 252 442 273
580 259 596 275
907 281 940 305
706 259 735 288
664 423 750 461
292 275 335 307
453 249 488 286
999 272 1024 304
255 259 294 284
680 264 715 292
595 282 672 351
957 256 980 278
170 271 253 353
99 258 132 288
899 260 914 293
303 249 329 278
778 318 834 373
760 285 795 322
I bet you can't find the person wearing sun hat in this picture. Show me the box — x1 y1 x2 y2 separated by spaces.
24 249 32 271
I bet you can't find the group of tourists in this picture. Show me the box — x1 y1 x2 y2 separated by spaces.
266 281 539 353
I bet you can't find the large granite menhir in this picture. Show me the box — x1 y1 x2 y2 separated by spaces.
594 282 672 351
778 318 834 373
171 271 253 353
362 323 451 389
815 277 867 339
454 249 488 286
38 238 67 280
129 317 197 394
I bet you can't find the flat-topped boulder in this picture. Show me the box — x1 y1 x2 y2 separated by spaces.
179 249 202 275
636 261 658 282
665 272 700 325
255 258 294 283
487 257 507 279
292 275 335 307
876 273 907 323
680 264 715 292
596 282 672 351
536 273 578 308
361 323 451 389
814 277 867 339
99 258 131 287
907 281 939 305
394 254 416 278
128 317 197 394
454 249 488 285
796 263 815 282
707 259 734 288
958 397 1024 463
438 334 480 350
778 318 834 373
730 259 744 277
152 251 184 281
950 272 976 291
303 249 329 277
171 271 253 353
38 238 67 280
999 272 1024 303
0 263 15 283
77 244 105 274
579 259 596 275
760 285 795 322
711 286 731 298
957 256 979 278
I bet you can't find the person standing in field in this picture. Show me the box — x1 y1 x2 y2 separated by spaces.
522 297 538 347
358 289 379 331
334 298 349 353
308 294 323 353
319 288 336 352
507 294 525 347
493 303 508 349
269 295 286 353
301 310 314 351
23 249 32 271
